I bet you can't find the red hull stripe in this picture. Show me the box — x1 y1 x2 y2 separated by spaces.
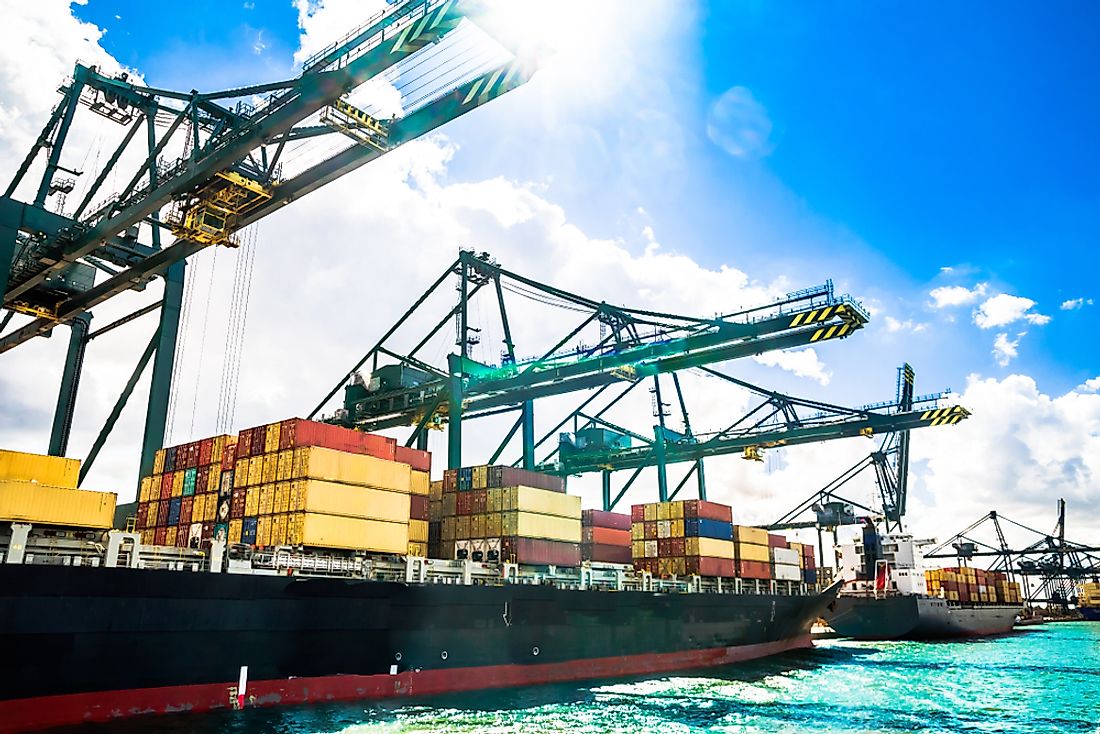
0 635 811 733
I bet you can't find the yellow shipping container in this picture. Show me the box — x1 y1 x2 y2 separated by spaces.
685 537 735 559
0 450 82 489
165 526 177 546
277 450 293 482
292 446 412 493
207 467 220 494
409 519 428 542
286 479 410 523
408 541 428 556
153 449 166 475
429 480 443 501
644 504 657 522
269 513 285 545
284 512 408 553
259 484 275 516
248 458 263 487
0 480 116 528
657 503 670 521
499 486 581 518
245 486 260 516
171 472 184 498
257 515 271 546
265 423 281 454
669 501 684 519
411 471 429 496
733 525 769 546
471 514 485 538
473 465 488 489
631 540 646 558
671 519 684 537
274 482 290 514
262 453 278 484
486 488 502 512
500 511 581 542
735 542 771 563
192 493 205 522
790 541 803 556
442 516 456 542
486 511 502 537
229 518 243 544
233 458 249 488
631 522 644 540
139 476 153 503
456 515 470 540
211 435 228 464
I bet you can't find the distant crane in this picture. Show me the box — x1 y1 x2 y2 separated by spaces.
1 0 533 481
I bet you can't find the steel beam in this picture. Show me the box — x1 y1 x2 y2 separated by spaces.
48 313 91 457
138 262 184 481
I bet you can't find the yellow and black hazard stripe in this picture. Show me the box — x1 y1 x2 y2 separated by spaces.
789 304 844 328
809 321 857 342
390 0 460 55
920 405 970 426
462 61 528 107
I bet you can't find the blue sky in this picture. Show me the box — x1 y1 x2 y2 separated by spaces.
73 0 1098 400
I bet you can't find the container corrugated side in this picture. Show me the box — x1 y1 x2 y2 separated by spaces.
285 512 408 552
733 525 769 546
293 446 412 492
291 479 410 523
501 486 581 518
685 536 735 559
499 511 581 542
0 480 115 528
734 541 770 563
408 519 428 542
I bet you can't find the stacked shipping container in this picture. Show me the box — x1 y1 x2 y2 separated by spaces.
630 500 737 577
732 525 772 580
136 419 431 555
581 510 632 564
439 465 582 565
768 535 819 584
0 449 116 529
925 567 1022 604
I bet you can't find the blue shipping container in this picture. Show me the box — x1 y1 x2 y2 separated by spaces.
242 516 258 544
164 446 177 472
803 568 818 584
684 517 734 541
168 498 182 526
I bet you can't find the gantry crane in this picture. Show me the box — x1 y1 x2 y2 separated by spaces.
1 0 533 480
313 250 873 475
540 363 967 511
924 499 1100 607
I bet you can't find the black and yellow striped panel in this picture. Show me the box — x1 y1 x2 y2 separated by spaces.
390 0 460 55
789 304 840 328
809 322 856 342
920 406 970 426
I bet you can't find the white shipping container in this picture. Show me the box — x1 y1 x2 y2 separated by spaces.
657 520 671 539
644 540 658 558
774 563 802 581
772 547 800 566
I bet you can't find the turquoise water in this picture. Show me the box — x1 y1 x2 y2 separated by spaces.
70 623 1100 734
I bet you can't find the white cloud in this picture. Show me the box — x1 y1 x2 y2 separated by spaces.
992 332 1022 367
973 293 1051 329
706 86 773 159
884 316 926 333
927 282 987 309
1079 377 1100 394
1060 297 1093 311
753 348 831 386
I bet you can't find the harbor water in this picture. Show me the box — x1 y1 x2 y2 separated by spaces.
55 623 1099 734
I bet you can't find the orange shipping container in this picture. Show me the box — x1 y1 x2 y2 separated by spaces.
583 526 631 546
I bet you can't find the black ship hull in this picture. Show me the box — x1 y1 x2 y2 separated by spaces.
826 594 1020 641
0 564 837 732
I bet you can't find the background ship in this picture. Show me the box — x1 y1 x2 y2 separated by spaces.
825 521 1022 640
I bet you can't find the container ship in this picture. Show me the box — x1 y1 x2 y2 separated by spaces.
1078 581 1100 620
0 420 837 733
825 522 1021 640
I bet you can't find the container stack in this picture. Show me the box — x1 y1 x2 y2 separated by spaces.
135 435 233 547
0 449 116 529
428 479 444 558
137 419 431 554
581 510 632 564
439 465 581 565
768 533 802 582
925 567 1021 604
630 500 736 578
789 541 818 584
732 525 772 580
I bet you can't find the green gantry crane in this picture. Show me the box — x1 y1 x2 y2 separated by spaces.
1 0 533 481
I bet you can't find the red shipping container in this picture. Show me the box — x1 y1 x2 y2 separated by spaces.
250 427 266 456
199 438 213 466
631 504 645 522
682 500 733 523
644 521 657 540
685 556 736 578
804 555 817 570
633 558 658 574
160 473 173 499
500 537 581 566
472 490 487 514
670 537 686 556
134 503 147 530
202 522 215 541
180 497 193 526
230 489 246 520
237 428 253 458
175 528 190 548
154 527 167 545
222 442 237 471
410 495 430 521
582 526 631 546
196 465 210 494
582 543 632 564
768 533 788 549
158 501 171 527
456 493 472 516
275 419 396 461
802 543 815 558
394 445 431 473
443 469 457 493
735 560 772 580
490 466 565 493
582 509 632 531
279 418 297 451
657 539 672 556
